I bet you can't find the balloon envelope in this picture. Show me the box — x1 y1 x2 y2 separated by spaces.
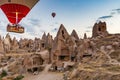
52 12 56 18
0 0 39 24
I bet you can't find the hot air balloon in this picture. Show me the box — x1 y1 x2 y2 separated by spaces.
51 12 56 18
0 0 39 33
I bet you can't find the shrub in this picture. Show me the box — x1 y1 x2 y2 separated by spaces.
14 75 24 80
0 70 7 78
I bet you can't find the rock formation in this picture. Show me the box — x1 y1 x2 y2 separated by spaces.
83 33 87 39
40 32 53 51
71 29 79 40
52 24 78 62
11 37 19 52
33 38 41 52
41 32 47 51
46 33 53 50
3 33 12 53
19 38 29 49
0 36 4 53
92 21 108 37
76 39 96 62
52 24 70 61
1 22 120 80
42 32 47 41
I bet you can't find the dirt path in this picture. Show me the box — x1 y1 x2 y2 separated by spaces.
23 72 63 80
23 64 63 80
42 64 52 73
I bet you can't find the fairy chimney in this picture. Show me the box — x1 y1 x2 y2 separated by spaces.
46 33 53 49
42 32 47 41
56 24 69 40
11 37 19 51
71 29 79 40
5 33 12 42
52 24 71 61
53 24 69 50
84 33 87 39
41 32 47 50
92 21 108 37
34 38 41 52
19 38 24 49
0 36 4 53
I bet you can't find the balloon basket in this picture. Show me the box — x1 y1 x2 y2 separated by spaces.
7 24 24 33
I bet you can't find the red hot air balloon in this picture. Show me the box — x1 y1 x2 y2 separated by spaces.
0 0 39 33
51 12 56 18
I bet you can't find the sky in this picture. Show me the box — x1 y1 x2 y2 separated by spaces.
0 0 120 39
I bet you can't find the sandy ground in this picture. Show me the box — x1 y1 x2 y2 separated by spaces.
23 72 63 80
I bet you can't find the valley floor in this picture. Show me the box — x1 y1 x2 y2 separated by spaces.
23 72 63 80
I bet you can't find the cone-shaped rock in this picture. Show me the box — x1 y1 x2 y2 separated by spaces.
42 32 47 41
0 35 4 53
11 37 19 51
71 29 79 40
84 33 87 39
46 33 53 48
56 24 69 40
52 24 71 61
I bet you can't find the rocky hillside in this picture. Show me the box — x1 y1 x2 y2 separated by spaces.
68 34 120 80
0 21 120 80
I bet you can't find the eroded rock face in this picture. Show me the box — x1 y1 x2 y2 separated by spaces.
0 36 4 53
40 33 53 51
76 39 96 60
46 33 53 49
92 21 108 37
11 37 19 51
52 24 79 62
42 32 47 41
71 29 79 40
1 23 120 80
40 32 47 51
70 69 120 80
33 38 41 52
22 53 45 73
52 24 70 61
83 33 87 39
19 38 28 49
3 33 12 53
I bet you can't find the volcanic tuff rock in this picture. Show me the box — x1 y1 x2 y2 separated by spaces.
42 32 47 41
71 29 79 40
1 21 120 80
0 36 4 53
52 24 79 62
83 33 87 39
11 37 19 52
92 21 108 37
70 33 120 79
52 24 70 61
46 33 53 49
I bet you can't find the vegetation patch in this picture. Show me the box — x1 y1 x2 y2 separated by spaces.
0 70 7 79
13 75 24 80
